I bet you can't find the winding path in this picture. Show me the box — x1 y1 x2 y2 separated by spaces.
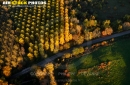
11 30 130 78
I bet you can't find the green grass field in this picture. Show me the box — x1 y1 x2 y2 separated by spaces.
67 38 130 85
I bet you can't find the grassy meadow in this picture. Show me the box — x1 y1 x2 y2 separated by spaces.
68 38 130 85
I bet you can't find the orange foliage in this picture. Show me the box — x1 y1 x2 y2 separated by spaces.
102 31 107 36
66 73 70 77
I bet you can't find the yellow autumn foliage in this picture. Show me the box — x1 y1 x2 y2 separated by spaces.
34 50 38 58
19 38 24 45
69 34 72 40
60 34 65 45
45 41 49 50
2 66 12 77
28 47 33 53
50 43 54 52
62 53 71 59
27 53 34 60
17 56 23 63
35 68 47 80
11 61 17 68
45 63 54 73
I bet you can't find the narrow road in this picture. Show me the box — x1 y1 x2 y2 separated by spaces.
11 30 130 78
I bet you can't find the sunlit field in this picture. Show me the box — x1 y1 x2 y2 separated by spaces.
68 38 130 85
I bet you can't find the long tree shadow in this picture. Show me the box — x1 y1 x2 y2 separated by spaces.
113 38 130 85
69 37 130 85
91 38 130 85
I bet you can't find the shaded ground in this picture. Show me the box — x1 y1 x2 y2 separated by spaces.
94 0 130 20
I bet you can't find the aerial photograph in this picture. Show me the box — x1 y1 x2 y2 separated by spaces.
0 0 130 85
